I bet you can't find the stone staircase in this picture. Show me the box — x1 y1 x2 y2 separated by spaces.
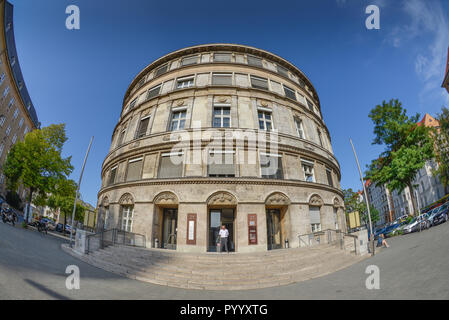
66 244 367 290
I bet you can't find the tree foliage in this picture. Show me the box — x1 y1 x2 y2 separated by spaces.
365 99 434 215
432 107 449 194
343 188 379 226
47 179 86 225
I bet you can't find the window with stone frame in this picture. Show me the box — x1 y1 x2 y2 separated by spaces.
120 205 134 232
128 98 138 111
277 64 289 78
158 153 184 178
333 207 339 230
247 55 263 68
260 154 283 179
208 151 235 177
317 129 324 147
117 128 126 146
136 116 150 138
306 99 315 112
212 73 232 85
309 206 321 232
302 160 315 182
181 55 199 66
326 168 334 187
108 166 117 185
294 117 305 139
126 158 143 182
176 76 194 89
213 53 232 62
169 109 187 131
283 85 296 100
250 76 268 90
147 85 161 100
155 64 169 77
258 109 273 131
212 105 231 128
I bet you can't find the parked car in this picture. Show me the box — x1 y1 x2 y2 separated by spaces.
427 203 449 226
55 223 69 234
403 215 428 234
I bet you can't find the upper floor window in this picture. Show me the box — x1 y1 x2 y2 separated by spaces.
302 160 315 182
258 109 273 131
208 151 235 177
155 64 169 77
18 118 24 128
8 98 14 108
177 76 194 89
169 108 186 131
3 86 10 98
284 85 296 100
317 129 323 147
213 105 231 128
214 53 232 62
128 98 137 111
247 55 263 68
158 152 184 178
306 99 314 112
120 205 134 232
126 158 143 182
181 55 199 66
10 56 15 66
13 108 19 119
0 143 4 158
0 116 5 127
12 134 17 144
326 168 334 187
294 118 305 139
260 153 283 179
250 76 268 90
136 77 145 89
136 116 150 138
0 72 5 84
5 126 11 136
277 65 289 78
117 129 126 146
212 73 232 86
147 85 161 100
108 166 117 185
309 206 321 232
24 126 29 135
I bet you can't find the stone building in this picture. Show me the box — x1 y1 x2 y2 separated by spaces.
97 44 345 253
0 0 40 199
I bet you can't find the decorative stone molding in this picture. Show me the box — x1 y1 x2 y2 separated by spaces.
265 192 290 206
333 197 343 208
217 96 229 103
207 192 237 206
119 193 134 205
309 194 324 207
260 100 269 107
154 191 179 205
101 197 110 207
176 100 184 106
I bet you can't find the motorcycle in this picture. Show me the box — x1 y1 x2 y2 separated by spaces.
1 208 17 226
36 220 48 234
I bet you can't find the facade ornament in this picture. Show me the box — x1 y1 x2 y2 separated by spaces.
266 192 290 205
154 192 178 205
119 193 134 205
176 100 184 106
101 197 110 207
208 192 237 205
260 100 269 107
309 194 324 207
333 197 342 208
218 96 228 103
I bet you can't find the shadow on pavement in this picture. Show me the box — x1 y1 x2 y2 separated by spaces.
24 279 71 300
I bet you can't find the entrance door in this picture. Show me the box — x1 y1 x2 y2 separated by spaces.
208 208 235 252
162 208 177 250
266 209 282 250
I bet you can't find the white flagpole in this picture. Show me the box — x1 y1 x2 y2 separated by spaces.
69 136 94 248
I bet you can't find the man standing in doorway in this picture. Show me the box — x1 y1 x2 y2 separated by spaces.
219 225 229 253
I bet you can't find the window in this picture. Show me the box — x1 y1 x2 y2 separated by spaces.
155 64 168 77
5 126 11 136
12 134 17 144
213 53 231 62
136 116 150 138
334 207 339 230
250 76 268 90
158 153 184 178
277 65 289 78
306 99 314 112
147 85 161 99
128 98 137 111
121 205 133 232
136 77 145 89
24 126 29 135
8 98 14 108
181 55 198 66
0 72 5 84
212 73 232 85
0 174 4 184
3 86 9 98
13 108 18 119
284 85 296 100
18 118 24 128
169 109 186 131
126 158 143 182
108 166 117 185
326 168 333 187
0 116 5 127
258 109 273 131
295 118 305 139
309 206 321 232
302 160 315 182
317 129 323 147
117 129 126 146
208 151 235 177
260 154 283 179
213 105 231 128
0 144 3 158
177 76 194 89
247 55 263 68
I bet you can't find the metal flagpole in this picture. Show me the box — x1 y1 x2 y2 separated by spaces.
69 136 94 248
350 138 375 256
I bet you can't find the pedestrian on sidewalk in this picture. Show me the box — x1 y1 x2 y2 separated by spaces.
380 233 390 248
218 225 229 253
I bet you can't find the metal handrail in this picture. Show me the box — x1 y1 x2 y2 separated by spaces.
297 229 359 253
86 228 146 253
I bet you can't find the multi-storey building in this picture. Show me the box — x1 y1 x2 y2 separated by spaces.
96 44 345 253
0 0 39 199
365 179 394 226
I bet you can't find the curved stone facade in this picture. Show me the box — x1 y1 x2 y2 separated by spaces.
97 44 345 253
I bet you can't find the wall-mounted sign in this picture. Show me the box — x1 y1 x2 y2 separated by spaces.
186 213 196 245
248 214 258 245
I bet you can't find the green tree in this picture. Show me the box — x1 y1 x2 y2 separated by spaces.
343 188 379 226
365 99 434 216
432 107 449 194
3 124 73 220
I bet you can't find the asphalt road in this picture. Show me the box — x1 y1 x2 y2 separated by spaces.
0 220 448 300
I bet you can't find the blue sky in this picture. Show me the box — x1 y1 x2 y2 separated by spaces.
9 0 449 206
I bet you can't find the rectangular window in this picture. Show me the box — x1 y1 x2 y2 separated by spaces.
5 126 11 136
0 144 3 158
155 64 168 77
214 53 231 62
176 76 194 89
317 129 323 147
284 85 296 100
213 106 231 128
126 158 143 182
109 166 117 185
18 118 24 128
147 85 161 99
258 109 273 131
0 117 5 127
212 73 232 85
121 205 133 232
8 98 14 108
277 65 289 78
3 86 9 97
118 129 126 146
136 116 150 138
295 118 305 139
170 109 187 131
247 55 263 68
309 206 321 232
128 98 137 111
24 126 29 135
13 108 18 118
326 168 333 187
306 99 314 112
158 153 184 178
260 154 283 179
208 152 235 177
333 207 339 230
0 72 5 84
302 161 315 182
181 55 198 66
12 134 17 144
250 76 268 90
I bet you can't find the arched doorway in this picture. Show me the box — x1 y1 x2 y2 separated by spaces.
207 192 237 252
265 192 291 250
154 192 179 250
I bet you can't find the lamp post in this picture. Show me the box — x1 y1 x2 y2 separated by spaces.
69 136 93 248
350 138 375 256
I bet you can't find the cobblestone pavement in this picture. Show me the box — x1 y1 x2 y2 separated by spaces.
0 220 448 299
